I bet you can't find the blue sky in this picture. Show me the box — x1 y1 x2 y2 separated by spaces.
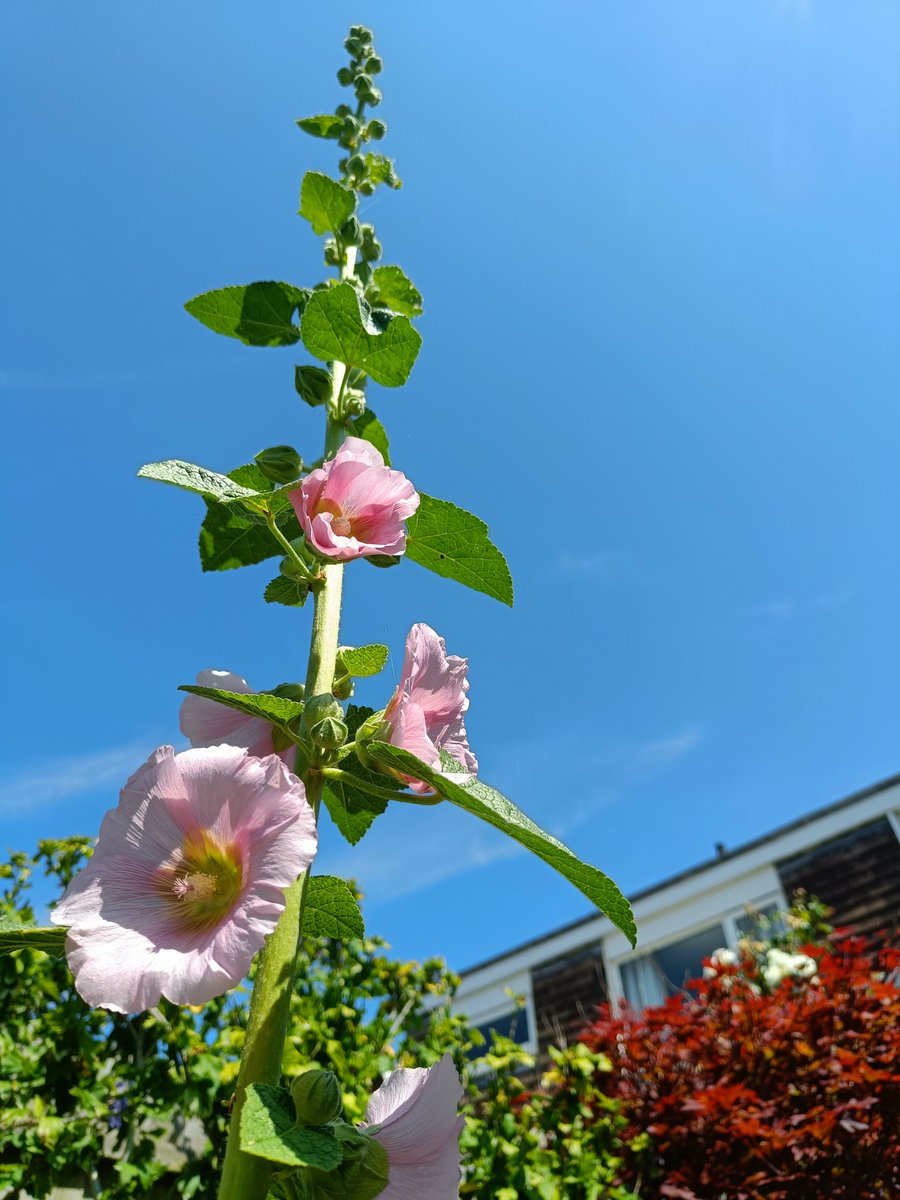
2 1 899 973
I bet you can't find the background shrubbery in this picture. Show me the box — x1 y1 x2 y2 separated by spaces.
3 841 898 1199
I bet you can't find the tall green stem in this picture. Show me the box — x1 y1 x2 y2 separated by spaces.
218 414 348 1200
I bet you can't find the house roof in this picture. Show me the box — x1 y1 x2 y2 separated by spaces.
459 770 900 977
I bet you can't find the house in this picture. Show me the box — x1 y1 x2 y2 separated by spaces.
453 773 900 1061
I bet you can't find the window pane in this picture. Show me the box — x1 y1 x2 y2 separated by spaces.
620 923 726 1009
466 1008 530 1058
654 924 726 992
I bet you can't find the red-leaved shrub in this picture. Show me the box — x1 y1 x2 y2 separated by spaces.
583 939 900 1200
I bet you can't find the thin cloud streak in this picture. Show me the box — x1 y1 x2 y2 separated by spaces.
321 725 701 905
0 742 152 815
744 586 857 625
556 550 631 582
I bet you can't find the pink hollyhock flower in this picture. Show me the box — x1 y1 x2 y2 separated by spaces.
289 436 419 561
180 669 292 764
384 623 477 794
51 745 317 1013
364 1053 464 1200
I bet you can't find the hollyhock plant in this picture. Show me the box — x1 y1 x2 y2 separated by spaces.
289 436 419 561
51 745 317 1014
180 668 293 763
363 1053 464 1199
383 622 477 793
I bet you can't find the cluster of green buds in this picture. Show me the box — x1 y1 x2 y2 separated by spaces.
269 1071 389 1200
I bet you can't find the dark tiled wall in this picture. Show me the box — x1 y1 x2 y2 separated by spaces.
777 816 900 943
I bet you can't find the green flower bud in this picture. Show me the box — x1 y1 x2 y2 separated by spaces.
306 1127 389 1200
365 56 383 75
353 709 390 769
332 674 354 701
291 1070 343 1125
358 181 375 197
343 389 366 418
254 444 302 484
347 154 366 178
295 365 333 408
360 236 383 262
269 683 306 701
335 103 353 118
339 215 362 246
304 693 344 726
366 119 387 141
350 25 374 44
310 716 348 750
337 66 355 86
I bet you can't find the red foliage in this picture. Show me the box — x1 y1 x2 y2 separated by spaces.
582 939 900 1200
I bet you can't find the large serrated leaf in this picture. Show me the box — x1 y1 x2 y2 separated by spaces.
178 685 304 727
366 743 637 946
138 460 262 506
337 644 389 678
302 876 365 941
299 172 356 237
199 482 301 573
368 265 423 317
406 493 513 606
300 283 421 388
296 114 344 139
240 1084 342 1169
184 282 309 347
264 576 310 608
0 918 67 957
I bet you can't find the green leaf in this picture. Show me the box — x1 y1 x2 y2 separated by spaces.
296 114 344 139
300 282 421 388
368 266 423 317
322 706 396 845
350 409 390 463
406 493 513 606
337 644 389 677
177 685 304 727
365 153 401 189
299 172 356 237
184 282 309 347
264 576 310 608
0 918 67 957
240 1084 343 1170
138 460 261 506
365 743 637 946
199 466 301 572
322 775 387 847
302 877 365 941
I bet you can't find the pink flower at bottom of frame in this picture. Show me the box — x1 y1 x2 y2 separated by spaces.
364 1053 464 1200
383 623 477 794
51 744 317 1014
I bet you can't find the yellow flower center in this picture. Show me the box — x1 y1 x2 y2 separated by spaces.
157 832 243 934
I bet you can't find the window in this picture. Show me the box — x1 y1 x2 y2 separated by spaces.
466 1008 531 1059
619 923 726 1009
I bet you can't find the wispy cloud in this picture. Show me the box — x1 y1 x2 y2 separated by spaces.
0 742 153 815
745 586 856 625
556 550 632 582
319 725 701 905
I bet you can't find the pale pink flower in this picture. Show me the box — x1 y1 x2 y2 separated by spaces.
51 745 317 1013
384 623 477 794
364 1053 464 1200
180 669 292 765
289 437 419 561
